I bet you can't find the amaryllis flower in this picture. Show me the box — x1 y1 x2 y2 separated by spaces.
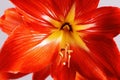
0 0 120 80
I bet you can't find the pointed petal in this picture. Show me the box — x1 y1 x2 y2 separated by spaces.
77 7 120 37
71 45 107 79
83 35 120 78
0 8 22 34
0 25 59 73
32 66 50 80
10 0 99 21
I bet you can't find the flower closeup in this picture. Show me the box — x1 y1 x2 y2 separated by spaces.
0 0 120 80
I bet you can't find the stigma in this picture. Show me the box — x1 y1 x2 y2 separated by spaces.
60 22 73 31
58 43 73 68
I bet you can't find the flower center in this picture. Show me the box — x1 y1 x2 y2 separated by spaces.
60 22 73 31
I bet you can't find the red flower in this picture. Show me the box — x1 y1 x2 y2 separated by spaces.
0 0 120 80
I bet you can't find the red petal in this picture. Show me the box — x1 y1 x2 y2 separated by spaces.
8 72 28 79
75 0 99 18
77 7 120 37
0 8 22 35
50 51 76 80
0 72 8 80
0 25 59 73
51 65 76 80
82 35 120 78
71 45 107 79
10 0 99 21
0 72 28 79
75 72 86 80
32 66 50 80
10 0 61 21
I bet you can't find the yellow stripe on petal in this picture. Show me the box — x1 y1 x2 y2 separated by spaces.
42 15 61 28
50 19 62 28
25 31 62 52
74 24 96 31
65 3 76 23
47 31 63 41
72 32 89 52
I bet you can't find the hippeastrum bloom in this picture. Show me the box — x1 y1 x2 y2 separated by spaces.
0 0 120 80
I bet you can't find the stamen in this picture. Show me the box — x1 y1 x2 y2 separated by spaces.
58 43 73 68
67 49 73 68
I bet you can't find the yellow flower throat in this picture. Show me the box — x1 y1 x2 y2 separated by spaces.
42 3 90 67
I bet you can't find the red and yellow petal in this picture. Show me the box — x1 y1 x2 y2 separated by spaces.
10 0 99 22
71 45 107 79
82 35 120 78
0 8 22 35
76 7 120 38
0 24 59 73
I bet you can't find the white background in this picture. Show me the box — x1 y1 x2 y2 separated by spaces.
0 0 120 80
